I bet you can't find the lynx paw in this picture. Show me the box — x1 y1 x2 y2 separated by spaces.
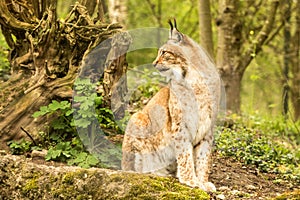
203 182 216 192
180 180 216 192
195 181 216 192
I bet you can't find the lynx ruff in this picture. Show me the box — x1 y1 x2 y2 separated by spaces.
122 20 221 192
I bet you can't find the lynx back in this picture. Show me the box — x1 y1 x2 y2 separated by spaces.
122 19 220 192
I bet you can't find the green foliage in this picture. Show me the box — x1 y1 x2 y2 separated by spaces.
7 139 33 155
33 100 75 138
126 64 163 112
73 78 121 132
29 78 122 168
127 0 199 40
125 0 295 118
45 139 100 168
0 30 10 79
67 152 99 168
137 67 161 98
216 114 300 182
273 189 300 200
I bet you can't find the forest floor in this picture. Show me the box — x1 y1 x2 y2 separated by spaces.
209 153 299 200
6 149 298 200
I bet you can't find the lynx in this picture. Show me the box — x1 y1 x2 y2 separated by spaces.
122 19 220 192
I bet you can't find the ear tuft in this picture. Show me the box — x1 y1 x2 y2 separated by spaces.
173 18 177 30
168 19 174 31
168 18 183 43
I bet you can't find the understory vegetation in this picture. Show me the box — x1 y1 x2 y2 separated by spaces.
216 114 300 183
6 72 300 186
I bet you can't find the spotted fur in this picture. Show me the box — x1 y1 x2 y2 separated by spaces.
122 19 220 192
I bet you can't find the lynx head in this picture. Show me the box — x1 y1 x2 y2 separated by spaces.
152 19 188 81
153 19 216 81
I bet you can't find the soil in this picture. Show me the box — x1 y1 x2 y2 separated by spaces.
1 149 299 199
209 153 299 200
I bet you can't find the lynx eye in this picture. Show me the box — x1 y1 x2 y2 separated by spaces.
161 50 172 56
161 50 167 55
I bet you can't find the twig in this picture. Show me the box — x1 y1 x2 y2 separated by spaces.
20 127 37 146
24 78 45 94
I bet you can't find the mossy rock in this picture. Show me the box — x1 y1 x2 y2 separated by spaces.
0 154 209 199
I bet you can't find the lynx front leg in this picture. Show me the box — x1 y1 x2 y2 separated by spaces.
175 142 201 188
193 133 216 192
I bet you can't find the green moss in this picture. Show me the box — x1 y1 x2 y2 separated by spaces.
51 170 88 198
109 173 210 200
62 171 76 184
273 189 300 200
22 178 38 193
21 171 41 197
1 156 209 199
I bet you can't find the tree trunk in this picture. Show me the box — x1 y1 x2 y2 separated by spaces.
198 0 214 57
216 0 242 113
282 1 291 118
216 0 280 113
220 69 242 114
291 0 300 121
108 0 127 25
0 0 126 150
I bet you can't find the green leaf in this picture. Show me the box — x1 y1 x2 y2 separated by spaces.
65 109 73 116
32 106 50 118
46 148 62 160
74 118 91 128
79 162 90 169
73 152 88 163
86 154 99 166
94 96 102 105
62 151 72 158
52 118 68 130
48 100 61 111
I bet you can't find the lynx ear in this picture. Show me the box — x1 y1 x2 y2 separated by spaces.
168 18 183 43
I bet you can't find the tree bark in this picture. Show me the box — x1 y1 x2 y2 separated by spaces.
0 0 126 150
198 0 214 57
290 0 300 121
282 1 291 118
216 0 242 113
216 0 280 113
108 0 127 25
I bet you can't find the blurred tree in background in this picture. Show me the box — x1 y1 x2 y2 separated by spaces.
289 0 300 121
125 0 299 121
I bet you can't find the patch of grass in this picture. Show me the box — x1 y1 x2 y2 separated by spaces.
215 114 300 183
273 189 300 200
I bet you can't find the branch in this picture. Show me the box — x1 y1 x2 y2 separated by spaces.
20 127 37 146
145 0 162 27
239 0 280 74
0 0 35 30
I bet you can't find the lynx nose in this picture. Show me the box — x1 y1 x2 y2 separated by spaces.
153 62 157 68
152 59 158 67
